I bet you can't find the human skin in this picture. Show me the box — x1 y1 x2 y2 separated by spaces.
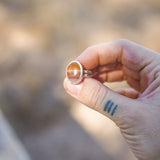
63 39 160 160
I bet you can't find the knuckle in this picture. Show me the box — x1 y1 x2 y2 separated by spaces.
116 39 130 45
79 80 107 109
140 62 153 84
89 83 102 108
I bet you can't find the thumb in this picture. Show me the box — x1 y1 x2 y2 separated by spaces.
64 77 138 121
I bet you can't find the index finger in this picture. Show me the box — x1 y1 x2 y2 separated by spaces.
76 39 156 71
76 41 122 70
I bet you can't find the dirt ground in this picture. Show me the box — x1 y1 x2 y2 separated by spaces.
0 0 160 159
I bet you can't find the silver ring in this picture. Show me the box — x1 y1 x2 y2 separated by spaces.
66 60 92 84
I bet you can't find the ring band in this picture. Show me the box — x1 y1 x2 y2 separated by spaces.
83 70 92 77
66 60 92 84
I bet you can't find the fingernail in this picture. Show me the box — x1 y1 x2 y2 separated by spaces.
63 78 82 97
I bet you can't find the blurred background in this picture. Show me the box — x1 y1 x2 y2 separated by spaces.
0 0 160 159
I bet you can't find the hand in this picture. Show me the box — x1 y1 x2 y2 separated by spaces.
63 39 160 160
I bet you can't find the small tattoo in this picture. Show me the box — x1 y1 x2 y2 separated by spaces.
103 100 118 116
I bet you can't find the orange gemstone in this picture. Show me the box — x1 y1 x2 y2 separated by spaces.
66 61 83 84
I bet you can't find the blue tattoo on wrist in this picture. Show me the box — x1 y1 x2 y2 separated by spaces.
103 100 118 116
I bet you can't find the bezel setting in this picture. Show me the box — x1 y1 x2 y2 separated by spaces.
66 60 83 85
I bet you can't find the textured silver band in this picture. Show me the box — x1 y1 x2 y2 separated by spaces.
83 70 92 77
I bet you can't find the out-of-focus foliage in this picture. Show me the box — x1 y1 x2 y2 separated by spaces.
0 0 160 159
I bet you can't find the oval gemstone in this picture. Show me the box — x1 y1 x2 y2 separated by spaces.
67 61 82 84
